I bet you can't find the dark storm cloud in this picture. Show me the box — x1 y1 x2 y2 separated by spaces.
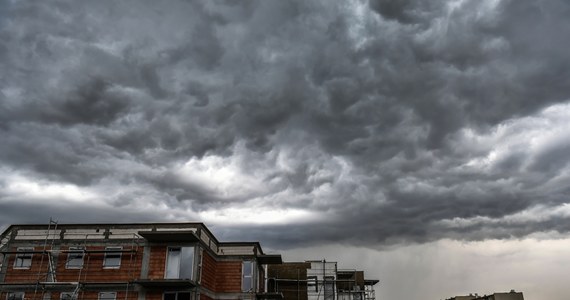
39 78 130 126
0 200 158 227
369 0 445 24
1 0 570 248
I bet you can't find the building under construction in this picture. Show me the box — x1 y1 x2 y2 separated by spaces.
446 291 524 300
446 290 524 300
0 222 378 300
267 261 378 300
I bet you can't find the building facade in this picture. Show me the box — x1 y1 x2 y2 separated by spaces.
447 291 524 300
267 261 378 300
0 222 283 300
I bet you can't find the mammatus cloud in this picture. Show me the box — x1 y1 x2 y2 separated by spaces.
1 0 570 251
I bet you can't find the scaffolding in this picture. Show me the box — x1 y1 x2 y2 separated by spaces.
0 220 142 300
267 277 377 300
266 262 378 300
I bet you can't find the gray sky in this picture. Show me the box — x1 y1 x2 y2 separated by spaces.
1 0 570 299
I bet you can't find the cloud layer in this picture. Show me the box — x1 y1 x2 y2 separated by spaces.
1 0 570 248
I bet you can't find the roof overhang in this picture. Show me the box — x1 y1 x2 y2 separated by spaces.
257 254 282 264
364 279 380 286
137 231 200 243
133 279 196 289
0 282 134 291
0 283 78 291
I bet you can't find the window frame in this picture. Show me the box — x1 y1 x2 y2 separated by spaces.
13 247 33 269
98 292 116 300
65 247 85 269
307 276 318 292
241 260 255 292
103 246 122 269
6 292 24 300
163 292 191 300
60 292 77 300
164 246 194 280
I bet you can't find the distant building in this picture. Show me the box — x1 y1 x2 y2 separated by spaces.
447 291 524 300
267 261 379 300
446 296 476 300
0 222 378 300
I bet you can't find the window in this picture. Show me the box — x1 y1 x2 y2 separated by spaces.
103 247 122 268
66 247 84 269
13 248 33 269
98 292 116 300
6 292 24 300
242 261 255 292
307 276 318 292
165 247 194 280
163 292 191 300
60 292 77 300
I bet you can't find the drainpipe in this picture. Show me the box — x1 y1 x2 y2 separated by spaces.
264 265 268 293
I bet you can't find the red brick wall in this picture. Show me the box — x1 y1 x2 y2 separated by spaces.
55 246 141 282
73 291 138 300
145 291 163 300
200 252 216 291
148 246 166 279
3 245 141 283
199 294 213 300
4 246 50 282
0 290 137 300
215 261 242 292
0 291 50 300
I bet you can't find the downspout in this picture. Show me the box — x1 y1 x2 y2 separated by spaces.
264 265 268 293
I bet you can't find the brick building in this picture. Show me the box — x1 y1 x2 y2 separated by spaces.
0 222 283 300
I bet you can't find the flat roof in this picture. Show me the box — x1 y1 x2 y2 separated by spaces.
364 279 380 285
257 254 283 264
137 230 201 243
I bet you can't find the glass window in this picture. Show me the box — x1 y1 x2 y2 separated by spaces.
98 292 116 300
7 292 24 300
307 276 318 292
163 292 191 300
14 248 33 269
242 261 254 292
104 247 122 268
60 292 77 300
165 247 194 280
66 247 84 269
165 247 181 279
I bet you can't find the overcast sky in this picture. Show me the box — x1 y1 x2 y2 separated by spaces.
1 0 570 299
